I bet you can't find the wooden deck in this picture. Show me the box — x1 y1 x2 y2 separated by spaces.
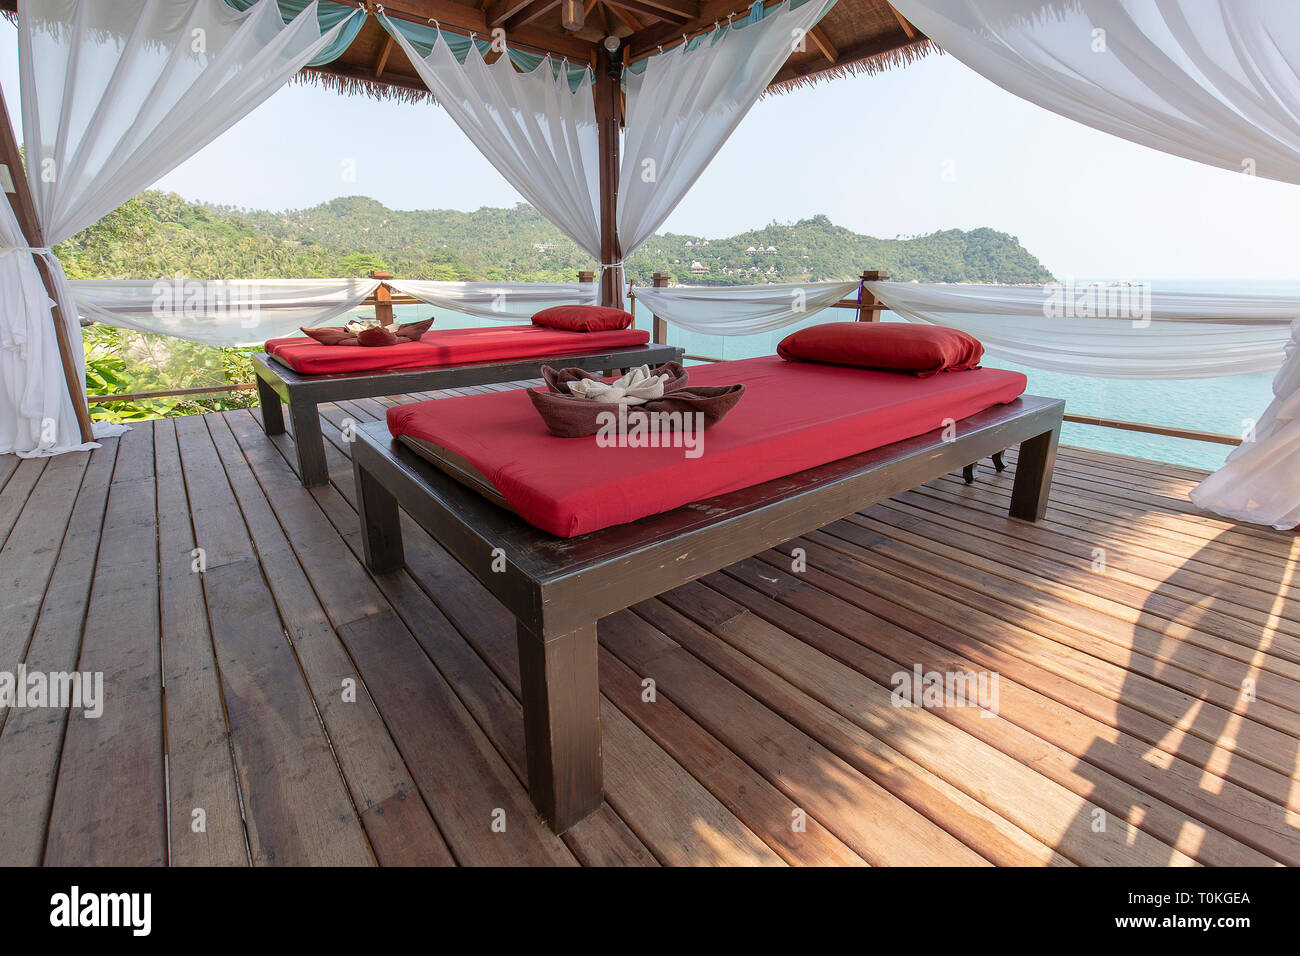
1 381 1297 866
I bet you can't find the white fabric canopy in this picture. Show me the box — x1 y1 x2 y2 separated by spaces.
867 282 1298 378
382 21 602 261
619 0 834 256
72 277 383 346
1 0 354 456
891 0 1300 185
387 279 598 322
633 280 858 335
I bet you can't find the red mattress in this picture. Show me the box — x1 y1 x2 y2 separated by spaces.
387 355 1028 537
264 324 651 375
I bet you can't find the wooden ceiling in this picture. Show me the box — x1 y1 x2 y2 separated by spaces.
298 0 932 100
0 0 934 99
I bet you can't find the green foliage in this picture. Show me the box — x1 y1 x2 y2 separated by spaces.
56 190 1056 286
82 324 258 424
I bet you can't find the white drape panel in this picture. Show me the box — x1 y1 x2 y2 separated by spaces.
619 0 835 256
20 0 352 242
4 0 353 456
891 0 1300 185
633 281 858 335
868 282 1297 378
387 280 598 322
1189 323 1300 529
72 277 383 346
383 21 602 259
0 195 99 456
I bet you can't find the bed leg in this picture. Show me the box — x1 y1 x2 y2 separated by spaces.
355 460 405 573
962 463 975 484
992 450 1007 472
257 375 285 436
516 618 603 832
289 401 329 487
1009 424 1061 522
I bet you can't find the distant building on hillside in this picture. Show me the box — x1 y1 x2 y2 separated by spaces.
690 261 708 275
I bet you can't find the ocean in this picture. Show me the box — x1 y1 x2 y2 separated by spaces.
372 279 1289 473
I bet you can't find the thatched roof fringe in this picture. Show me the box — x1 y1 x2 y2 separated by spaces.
765 37 938 97
294 68 435 106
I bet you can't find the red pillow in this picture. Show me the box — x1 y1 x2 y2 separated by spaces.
777 322 984 377
532 304 634 332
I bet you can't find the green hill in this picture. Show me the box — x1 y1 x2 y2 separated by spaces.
55 191 1055 285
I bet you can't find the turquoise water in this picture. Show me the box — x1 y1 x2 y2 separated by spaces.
366 280 1286 473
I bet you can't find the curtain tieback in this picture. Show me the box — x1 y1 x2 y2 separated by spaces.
599 261 624 271
0 246 54 257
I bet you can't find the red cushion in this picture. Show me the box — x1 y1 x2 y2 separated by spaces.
777 322 984 377
387 356 1027 537
264 324 650 375
532 304 634 332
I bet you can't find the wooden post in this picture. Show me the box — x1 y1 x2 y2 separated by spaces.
0 85 95 444
577 270 594 284
651 271 669 345
594 47 623 310
369 270 394 325
857 269 889 322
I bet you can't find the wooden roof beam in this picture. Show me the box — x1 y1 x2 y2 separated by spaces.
605 0 697 23
605 2 643 32
886 2 918 39
374 35 395 78
808 24 837 63
505 0 561 30
486 0 539 28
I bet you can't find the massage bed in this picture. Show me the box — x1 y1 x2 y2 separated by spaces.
255 323 682 486
350 355 1065 831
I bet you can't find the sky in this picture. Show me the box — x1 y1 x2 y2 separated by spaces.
4 21 1300 281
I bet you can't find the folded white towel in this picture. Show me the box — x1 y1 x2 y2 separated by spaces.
566 365 669 405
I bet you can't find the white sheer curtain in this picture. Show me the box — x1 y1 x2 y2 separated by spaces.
868 282 1297 378
0 194 76 458
619 0 834 255
72 277 383 346
387 279 598 322
891 0 1300 184
1189 323 1300 529
3 0 354 456
634 280 858 335
382 19 602 261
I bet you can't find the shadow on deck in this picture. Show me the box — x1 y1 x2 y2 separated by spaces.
0 381 1296 866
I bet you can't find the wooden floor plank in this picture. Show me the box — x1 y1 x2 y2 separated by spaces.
153 419 248 866
173 416 373 866
44 425 167 865
0 440 115 864
206 413 453 867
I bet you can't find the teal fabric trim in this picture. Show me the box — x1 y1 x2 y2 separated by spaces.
624 0 835 77
378 13 592 92
222 0 364 67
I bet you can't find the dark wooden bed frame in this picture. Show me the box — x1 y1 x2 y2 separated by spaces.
254 343 683 486
351 393 1065 832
